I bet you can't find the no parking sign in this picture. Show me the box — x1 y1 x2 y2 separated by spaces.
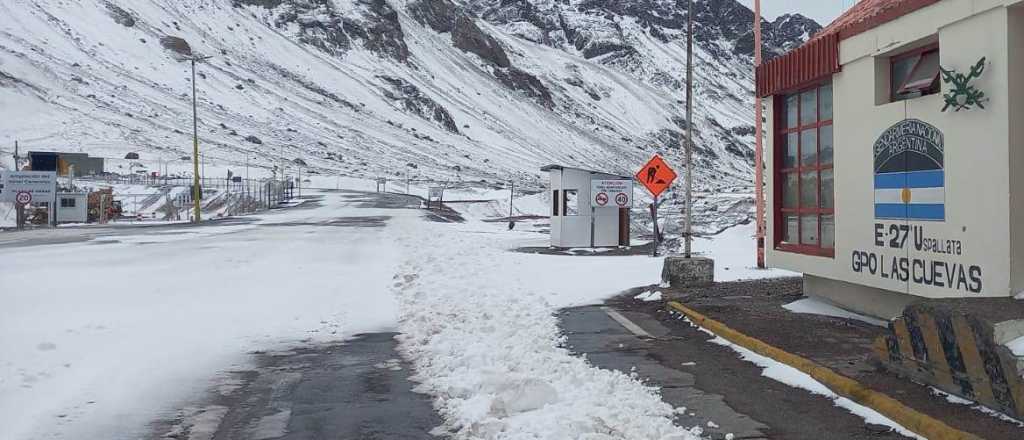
590 179 632 208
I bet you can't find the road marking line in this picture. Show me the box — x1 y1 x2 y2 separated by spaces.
602 306 653 338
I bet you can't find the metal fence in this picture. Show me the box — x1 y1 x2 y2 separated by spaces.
75 176 294 223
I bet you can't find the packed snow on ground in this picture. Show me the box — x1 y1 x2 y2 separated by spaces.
691 222 798 282
930 387 1024 427
1007 335 1024 357
679 316 925 440
782 297 889 327
635 290 664 302
0 190 405 440
391 215 700 439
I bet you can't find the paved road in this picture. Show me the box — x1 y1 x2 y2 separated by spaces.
149 333 441 440
559 304 913 440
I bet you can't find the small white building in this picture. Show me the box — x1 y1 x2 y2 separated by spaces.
56 192 87 224
542 165 632 248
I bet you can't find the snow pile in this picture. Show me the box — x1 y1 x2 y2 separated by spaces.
392 216 698 439
782 297 888 327
635 290 663 302
1006 335 1024 357
930 387 1024 427
691 222 799 281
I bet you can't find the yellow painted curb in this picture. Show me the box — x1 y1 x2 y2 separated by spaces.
666 301 983 440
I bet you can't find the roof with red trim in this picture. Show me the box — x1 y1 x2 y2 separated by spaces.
811 0 941 42
756 0 943 97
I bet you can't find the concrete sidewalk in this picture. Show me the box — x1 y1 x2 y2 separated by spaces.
635 277 1024 439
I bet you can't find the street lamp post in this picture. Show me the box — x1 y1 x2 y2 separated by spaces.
186 52 212 223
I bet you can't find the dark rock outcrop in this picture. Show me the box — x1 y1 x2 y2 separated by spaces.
104 2 135 27
494 67 553 109
410 0 511 68
378 76 460 133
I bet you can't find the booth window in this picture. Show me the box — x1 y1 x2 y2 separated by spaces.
776 82 834 257
552 190 560 216
891 44 940 102
60 198 76 208
563 190 579 216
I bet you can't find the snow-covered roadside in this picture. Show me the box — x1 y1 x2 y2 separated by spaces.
678 316 925 439
0 190 404 440
390 216 700 439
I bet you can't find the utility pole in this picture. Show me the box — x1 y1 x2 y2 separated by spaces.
754 0 766 268
189 55 212 223
684 0 694 258
13 140 19 170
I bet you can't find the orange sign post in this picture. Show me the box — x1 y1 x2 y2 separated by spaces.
636 154 678 256
635 154 677 198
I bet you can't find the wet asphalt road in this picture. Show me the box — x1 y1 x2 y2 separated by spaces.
150 334 441 440
558 304 914 440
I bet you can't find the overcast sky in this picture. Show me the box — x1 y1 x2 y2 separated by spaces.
736 0 853 26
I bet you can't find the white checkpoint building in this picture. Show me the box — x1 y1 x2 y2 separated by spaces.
757 0 1024 318
542 165 633 248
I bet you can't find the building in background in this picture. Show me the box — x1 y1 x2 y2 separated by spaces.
27 151 104 176
542 165 633 248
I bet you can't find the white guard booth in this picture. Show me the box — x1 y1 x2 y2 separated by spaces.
56 192 88 224
542 165 632 248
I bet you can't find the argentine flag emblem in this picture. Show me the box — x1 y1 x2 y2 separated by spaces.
873 119 945 221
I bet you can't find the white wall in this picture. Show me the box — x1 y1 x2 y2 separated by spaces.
1009 4 1024 295
56 194 87 224
766 2 1018 299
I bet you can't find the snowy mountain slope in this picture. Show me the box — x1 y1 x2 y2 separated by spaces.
0 0 817 196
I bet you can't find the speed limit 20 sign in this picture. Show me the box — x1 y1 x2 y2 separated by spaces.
15 191 32 205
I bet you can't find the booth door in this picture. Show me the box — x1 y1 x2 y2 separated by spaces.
618 208 630 246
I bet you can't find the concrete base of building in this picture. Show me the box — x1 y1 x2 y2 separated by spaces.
803 275 919 320
662 256 714 288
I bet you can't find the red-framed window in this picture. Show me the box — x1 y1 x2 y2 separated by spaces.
775 82 834 257
890 44 940 102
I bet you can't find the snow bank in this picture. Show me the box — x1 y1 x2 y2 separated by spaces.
391 216 698 439
782 297 888 327
635 290 663 302
691 222 798 282
0 191 403 439
1007 335 1024 357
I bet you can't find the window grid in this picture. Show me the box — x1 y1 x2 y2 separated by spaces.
775 82 834 257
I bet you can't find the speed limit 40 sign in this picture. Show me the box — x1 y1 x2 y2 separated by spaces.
591 179 633 208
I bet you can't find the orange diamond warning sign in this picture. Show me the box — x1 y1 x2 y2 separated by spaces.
635 154 677 198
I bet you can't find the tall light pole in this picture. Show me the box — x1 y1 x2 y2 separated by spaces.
162 36 212 224
684 0 694 258
754 0 766 268
189 55 212 222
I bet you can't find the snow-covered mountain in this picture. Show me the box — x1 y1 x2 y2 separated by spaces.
0 0 817 195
